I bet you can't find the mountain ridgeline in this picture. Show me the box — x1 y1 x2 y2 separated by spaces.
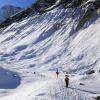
0 0 99 30
0 5 22 23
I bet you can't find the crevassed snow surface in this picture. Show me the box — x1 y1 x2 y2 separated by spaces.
0 7 100 100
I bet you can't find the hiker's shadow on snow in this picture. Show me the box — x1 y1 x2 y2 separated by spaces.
69 87 97 94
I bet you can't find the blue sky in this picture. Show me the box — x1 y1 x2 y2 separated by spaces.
0 0 36 8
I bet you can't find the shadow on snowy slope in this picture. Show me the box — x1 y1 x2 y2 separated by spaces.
0 67 21 89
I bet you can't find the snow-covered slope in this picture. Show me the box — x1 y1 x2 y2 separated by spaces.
0 1 100 100
0 5 22 23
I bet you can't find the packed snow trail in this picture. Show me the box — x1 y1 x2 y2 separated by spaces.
69 87 97 94
28 72 95 100
0 71 96 100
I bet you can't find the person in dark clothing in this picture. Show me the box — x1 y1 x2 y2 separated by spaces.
56 69 59 78
65 75 69 88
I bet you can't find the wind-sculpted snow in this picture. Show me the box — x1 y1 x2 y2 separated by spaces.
0 5 100 100
0 6 99 72
0 7 78 67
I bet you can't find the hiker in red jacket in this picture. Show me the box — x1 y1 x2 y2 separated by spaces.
56 69 59 78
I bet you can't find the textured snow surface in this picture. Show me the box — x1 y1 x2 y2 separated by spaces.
0 6 100 100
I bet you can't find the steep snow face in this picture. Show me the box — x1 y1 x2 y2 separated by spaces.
0 5 22 23
0 7 78 71
67 17 100 73
0 6 100 100
0 7 99 73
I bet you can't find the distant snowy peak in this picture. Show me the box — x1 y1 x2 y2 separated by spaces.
0 5 22 23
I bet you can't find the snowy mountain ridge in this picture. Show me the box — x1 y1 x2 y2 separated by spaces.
0 0 99 29
0 0 100 100
0 5 22 23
